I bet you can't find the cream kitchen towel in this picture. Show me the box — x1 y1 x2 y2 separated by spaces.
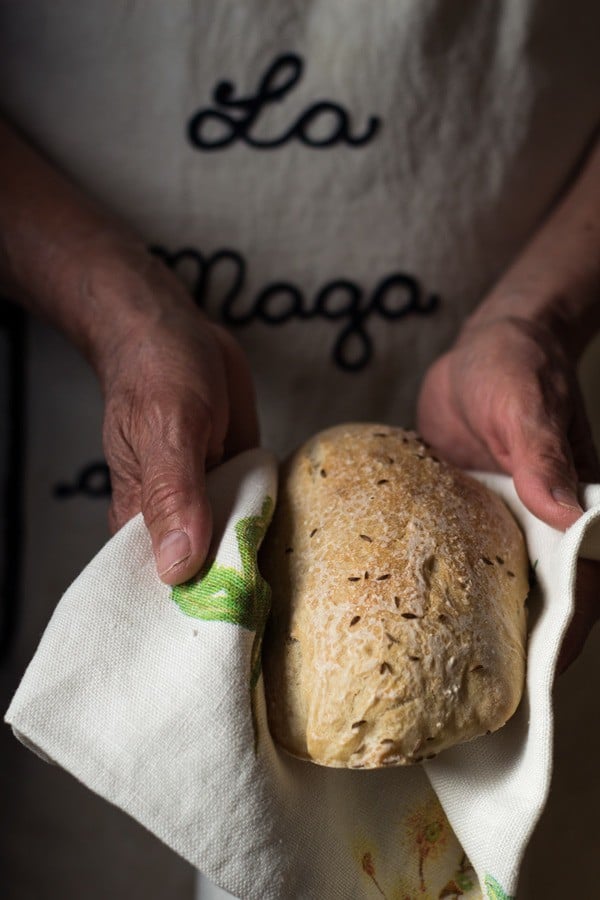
5 448 600 899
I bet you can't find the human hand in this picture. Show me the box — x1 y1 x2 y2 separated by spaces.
417 315 600 671
0 120 256 586
94 255 259 585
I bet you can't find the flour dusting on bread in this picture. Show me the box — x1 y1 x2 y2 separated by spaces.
261 424 528 768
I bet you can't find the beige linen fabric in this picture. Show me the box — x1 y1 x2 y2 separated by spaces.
6 450 600 898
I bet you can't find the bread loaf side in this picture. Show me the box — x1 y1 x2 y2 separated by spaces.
260 423 528 768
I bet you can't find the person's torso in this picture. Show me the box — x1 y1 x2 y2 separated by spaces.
2 0 598 452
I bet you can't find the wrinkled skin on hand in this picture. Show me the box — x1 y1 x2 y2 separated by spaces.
97 262 258 586
417 316 600 672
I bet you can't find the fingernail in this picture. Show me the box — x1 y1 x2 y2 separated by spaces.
158 529 191 575
551 487 583 512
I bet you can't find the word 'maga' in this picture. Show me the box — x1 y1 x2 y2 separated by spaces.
151 245 440 372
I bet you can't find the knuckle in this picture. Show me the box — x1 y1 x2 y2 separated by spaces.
146 390 214 451
531 445 574 480
108 470 140 517
516 411 569 459
142 475 193 530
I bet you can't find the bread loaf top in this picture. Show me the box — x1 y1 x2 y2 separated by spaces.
261 423 529 768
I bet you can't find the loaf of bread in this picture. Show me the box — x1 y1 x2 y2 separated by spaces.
260 423 529 768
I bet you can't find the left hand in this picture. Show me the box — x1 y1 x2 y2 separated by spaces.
417 315 600 672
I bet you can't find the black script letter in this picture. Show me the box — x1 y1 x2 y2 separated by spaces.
54 462 112 499
315 280 373 371
371 274 439 320
294 101 379 148
254 282 306 323
187 53 381 150
187 54 303 151
151 245 247 319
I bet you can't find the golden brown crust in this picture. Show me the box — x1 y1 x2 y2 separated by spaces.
260 423 528 768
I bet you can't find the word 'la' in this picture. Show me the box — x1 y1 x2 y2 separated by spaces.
187 53 381 150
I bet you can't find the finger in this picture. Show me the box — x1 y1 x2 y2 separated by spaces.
209 323 260 459
417 361 500 471
140 396 216 585
507 406 584 531
439 427 500 472
427 409 500 471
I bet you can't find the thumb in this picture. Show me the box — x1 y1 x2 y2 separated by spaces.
141 404 217 585
509 413 583 531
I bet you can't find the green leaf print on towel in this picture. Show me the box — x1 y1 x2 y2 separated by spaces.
484 875 514 900
172 495 274 690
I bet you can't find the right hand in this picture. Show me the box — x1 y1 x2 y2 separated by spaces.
93 253 259 585
417 316 600 672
